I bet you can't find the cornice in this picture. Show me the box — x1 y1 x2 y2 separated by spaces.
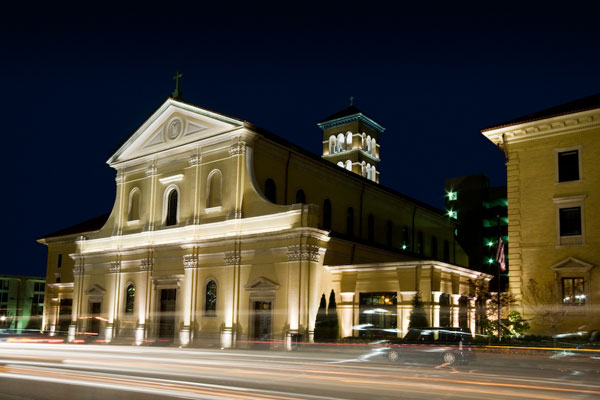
317 113 385 134
482 109 600 147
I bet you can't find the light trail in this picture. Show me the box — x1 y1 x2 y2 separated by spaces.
0 343 599 400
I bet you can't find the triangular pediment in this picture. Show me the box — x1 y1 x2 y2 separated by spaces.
551 257 594 272
244 277 279 292
85 284 106 296
108 98 245 166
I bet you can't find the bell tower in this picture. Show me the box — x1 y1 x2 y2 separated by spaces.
318 100 385 183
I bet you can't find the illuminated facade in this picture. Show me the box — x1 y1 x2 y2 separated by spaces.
39 98 489 347
481 94 600 333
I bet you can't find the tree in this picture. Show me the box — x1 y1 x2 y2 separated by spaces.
523 278 567 336
505 311 530 337
327 289 339 340
468 279 519 337
408 292 428 328
313 293 327 342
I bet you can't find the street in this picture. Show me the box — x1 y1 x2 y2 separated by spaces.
0 343 598 399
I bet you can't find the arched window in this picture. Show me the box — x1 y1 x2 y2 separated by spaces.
207 170 222 208
125 283 135 313
362 133 367 150
371 165 377 182
337 133 345 151
346 207 354 237
265 178 277 203
323 199 332 230
361 162 367 177
367 135 372 153
328 135 336 154
443 240 450 262
295 189 306 204
205 280 217 316
346 132 352 149
366 163 372 180
417 231 424 256
128 188 140 221
402 226 409 250
386 220 393 247
165 188 178 226
345 160 352 171
431 236 438 259
371 138 377 156
337 161 344 168
367 214 374 242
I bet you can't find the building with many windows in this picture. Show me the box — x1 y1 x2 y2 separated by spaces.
481 93 600 334
38 95 490 348
0 275 45 333
444 174 508 291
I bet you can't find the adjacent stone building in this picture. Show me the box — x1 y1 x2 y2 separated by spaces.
481 94 600 334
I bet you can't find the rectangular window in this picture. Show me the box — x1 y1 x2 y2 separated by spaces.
34 282 45 292
57 254 62 268
358 292 397 338
558 150 579 182
0 292 7 303
562 277 585 306
0 280 8 290
559 207 582 236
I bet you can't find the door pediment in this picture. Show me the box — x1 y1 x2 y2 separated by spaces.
108 99 244 166
551 257 594 272
85 284 106 296
244 277 279 292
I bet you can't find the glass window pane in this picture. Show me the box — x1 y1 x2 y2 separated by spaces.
558 150 579 182
559 207 582 236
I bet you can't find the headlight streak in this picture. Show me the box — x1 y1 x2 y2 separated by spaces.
1 343 600 399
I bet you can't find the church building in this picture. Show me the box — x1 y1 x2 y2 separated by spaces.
38 88 490 348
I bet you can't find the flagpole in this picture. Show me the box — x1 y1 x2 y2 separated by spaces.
496 214 502 342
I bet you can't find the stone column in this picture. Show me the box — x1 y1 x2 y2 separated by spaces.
339 292 355 338
69 261 85 342
431 291 441 327
105 261 121 342
189 153 202 224
136 257 153 345
451 294 461 328
399 291 417 334
469 298 477 335
145 163 158 231
180 254 199 346
229 142 246 220
221 248 241 349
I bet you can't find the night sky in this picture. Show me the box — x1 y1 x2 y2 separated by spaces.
2 5 600 277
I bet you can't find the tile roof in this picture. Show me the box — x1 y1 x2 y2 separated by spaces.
38 213 110 240
482 93 600 132
318 105 376 124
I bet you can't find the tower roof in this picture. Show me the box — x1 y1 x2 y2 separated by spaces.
317 105 385 133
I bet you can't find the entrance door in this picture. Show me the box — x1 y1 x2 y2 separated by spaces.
58 299 72 334
89 302 101 335
252 301 272 343
158 288 177 340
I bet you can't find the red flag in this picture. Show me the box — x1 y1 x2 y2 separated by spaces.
495 237 506 272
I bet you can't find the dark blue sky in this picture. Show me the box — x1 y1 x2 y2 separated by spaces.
2 5 599 277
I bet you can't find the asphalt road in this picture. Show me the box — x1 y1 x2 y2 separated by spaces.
0 343 598 399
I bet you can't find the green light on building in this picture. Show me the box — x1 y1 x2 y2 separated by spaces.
487 257 495 264
486 240 495 247
447 191 457 201
447 210 457 219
